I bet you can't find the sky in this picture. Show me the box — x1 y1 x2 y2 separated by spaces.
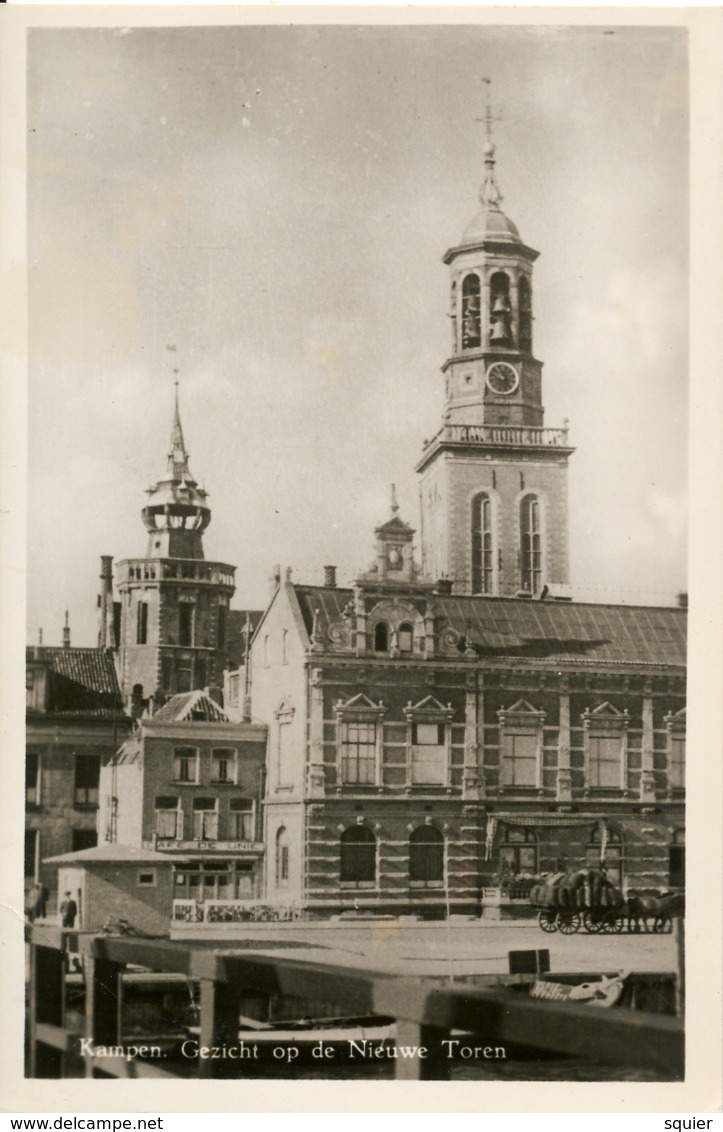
26 23 689 647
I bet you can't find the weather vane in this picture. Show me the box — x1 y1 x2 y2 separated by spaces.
475 77 503 149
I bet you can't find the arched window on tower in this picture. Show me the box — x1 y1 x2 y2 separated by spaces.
518 275 532 352
461 274 481 349
519 494 542 595
471 493 494 595
489 272 512 345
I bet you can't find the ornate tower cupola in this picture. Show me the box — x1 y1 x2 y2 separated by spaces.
441 94 542 429
142 383 211 560
417 84 574 600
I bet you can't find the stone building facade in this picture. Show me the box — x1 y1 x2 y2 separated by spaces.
25 641 130 909
249 542 685 917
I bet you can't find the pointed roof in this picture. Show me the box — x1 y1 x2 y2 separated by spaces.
151 689 232 723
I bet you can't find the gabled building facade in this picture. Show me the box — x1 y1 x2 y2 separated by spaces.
25 638 130 909
98 690 267 913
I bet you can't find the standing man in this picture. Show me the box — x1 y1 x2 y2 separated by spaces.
59 891 77 928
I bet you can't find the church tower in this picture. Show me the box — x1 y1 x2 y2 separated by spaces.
116 385 236 713
417 99 574 599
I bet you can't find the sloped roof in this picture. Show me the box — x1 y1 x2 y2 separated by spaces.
44 843 189 865
292 586 686 669
152 689 231 722
26 647 124 716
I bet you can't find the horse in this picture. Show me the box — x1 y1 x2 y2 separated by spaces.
625 891 685 933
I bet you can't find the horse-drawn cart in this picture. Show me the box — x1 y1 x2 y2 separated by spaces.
530 871 626 935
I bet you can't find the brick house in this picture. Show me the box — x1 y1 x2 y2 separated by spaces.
98 690 267 913
25 640 130 911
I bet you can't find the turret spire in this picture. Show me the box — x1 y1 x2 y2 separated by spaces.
168 377 191 480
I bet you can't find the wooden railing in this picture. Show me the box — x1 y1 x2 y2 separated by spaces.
27 927 683 1082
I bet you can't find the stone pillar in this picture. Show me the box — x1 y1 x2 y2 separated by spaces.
640 694 657 802
556 691 572 802
306 668 326 798
463 675 484 799
354 586 366 656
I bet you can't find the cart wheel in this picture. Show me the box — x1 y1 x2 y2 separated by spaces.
582 911 604 934
538 909 559 933
602 911 624 934
558 912 581 935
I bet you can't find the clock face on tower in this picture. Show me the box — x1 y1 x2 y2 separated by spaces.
486 361 519 395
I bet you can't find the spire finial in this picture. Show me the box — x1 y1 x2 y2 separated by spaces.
476 77 503 208
391 483 399 516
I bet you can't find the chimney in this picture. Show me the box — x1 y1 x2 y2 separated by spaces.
676 592 688 610
98 556 114 648
324 565 337 588
62 611 71 649
206 684 223 706
34 628 43 660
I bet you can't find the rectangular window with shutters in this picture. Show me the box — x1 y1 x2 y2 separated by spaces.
212 748 237 783
192 797 218 840
410 722 445 785
173 747 199 784
74 754 100 807
501 731 538 787
588 735 623 788
340 721 377 785
229 798 254 841
155 796 181 838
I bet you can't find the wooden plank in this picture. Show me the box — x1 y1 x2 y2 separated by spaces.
34 1023 71 1053
87 1057 185 1080
189 950 388 1015
374 982 684 1077
29 944 66 1078
84 956 123 1079
197 978 243 1079
88 936 194 974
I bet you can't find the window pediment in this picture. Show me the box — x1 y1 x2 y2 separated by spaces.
274 698 295 722
664 706 686 733
582 702 629 731
404 695 454 722
335 693 386 720
498 699 545 727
